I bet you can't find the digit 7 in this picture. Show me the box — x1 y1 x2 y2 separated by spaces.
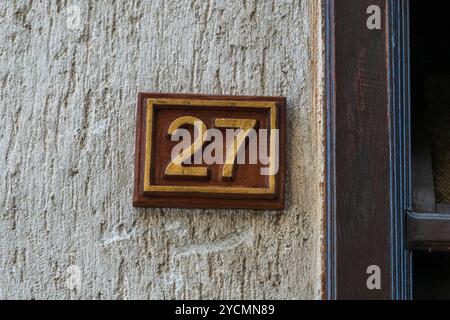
215 118 257 180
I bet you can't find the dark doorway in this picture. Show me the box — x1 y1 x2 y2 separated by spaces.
411 1 450 213
410 1 450 299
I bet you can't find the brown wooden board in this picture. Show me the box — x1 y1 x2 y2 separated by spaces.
133 93 286 210
325 0 411 299
407 211 450 251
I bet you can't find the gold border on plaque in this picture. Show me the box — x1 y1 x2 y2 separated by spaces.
144 98 277 195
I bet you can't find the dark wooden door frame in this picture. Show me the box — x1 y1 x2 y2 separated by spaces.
324 0 412 299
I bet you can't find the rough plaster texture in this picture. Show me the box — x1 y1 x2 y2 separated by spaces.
0 0 325 299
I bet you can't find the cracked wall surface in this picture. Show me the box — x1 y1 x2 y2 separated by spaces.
0 0 325 299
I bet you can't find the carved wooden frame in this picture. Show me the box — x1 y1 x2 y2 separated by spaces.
133 93 286 210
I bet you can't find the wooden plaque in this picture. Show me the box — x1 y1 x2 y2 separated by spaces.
133 93 286 210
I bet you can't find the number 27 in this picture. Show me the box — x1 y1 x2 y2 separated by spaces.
165 116 257 180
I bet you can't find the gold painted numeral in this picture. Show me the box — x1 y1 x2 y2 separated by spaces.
165 116 208 178
165 116 257 180
215 118 257 180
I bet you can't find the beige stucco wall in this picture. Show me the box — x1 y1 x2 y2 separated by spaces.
0 0 324 299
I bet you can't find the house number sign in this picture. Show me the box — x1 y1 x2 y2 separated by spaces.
133 93 286 210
